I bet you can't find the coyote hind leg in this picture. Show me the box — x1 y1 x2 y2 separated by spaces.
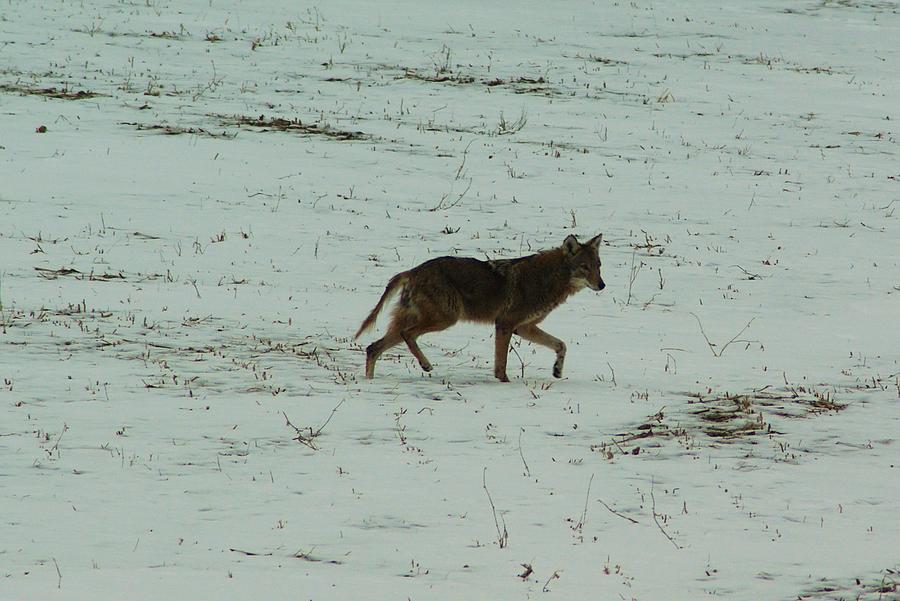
365 328 403 379
402 318 457 374
514 323 567 378
366 314 456 378
402 331 432 372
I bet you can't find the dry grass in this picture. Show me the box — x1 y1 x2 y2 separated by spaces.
218 114 372 141
399 69 561 96
0 83 102 99
401 69 475 84
120 122 235 138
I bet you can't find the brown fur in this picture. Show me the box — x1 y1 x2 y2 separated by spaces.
355 234 605 381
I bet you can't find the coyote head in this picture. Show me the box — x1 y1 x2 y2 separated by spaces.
563 233 605 291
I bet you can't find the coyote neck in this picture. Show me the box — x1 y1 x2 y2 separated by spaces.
500 249 578 323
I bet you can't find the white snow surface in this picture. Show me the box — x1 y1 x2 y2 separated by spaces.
1 1 898 599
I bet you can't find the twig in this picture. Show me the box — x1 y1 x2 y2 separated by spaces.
599 499 639 524
575 474 594 530
429 178 472 211
282 400 343 450
542 570 561 592
229 548 273 556
455 138 476 180
394 408 407 446
690 313 756 357
517 428 531 477
483 467 508 548
191 60 223 101
733 264 763 280
313 399 345 437
519 563 534 580
665 352 677 374
650 479 680 549
292 548 344 565
606 361 617 386
509 343 526 379
497 107 527 135
49 424 69 459
626 249 640 305
52 557 61 589
282 411 317 450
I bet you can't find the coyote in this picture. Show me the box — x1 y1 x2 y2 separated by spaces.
355 233 605 381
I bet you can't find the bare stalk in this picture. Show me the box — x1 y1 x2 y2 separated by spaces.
690 313 756 358
455 138 476 180
429 178 472 212
53 557 62 589
599 499 639 524
283 412 318 450
542 571 561 592
650 479 680 549
49 424 69 459
518 428 531 477
626 249 641 305
483 467 508 548
313 399 345 437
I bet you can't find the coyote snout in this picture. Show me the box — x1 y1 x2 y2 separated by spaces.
355 233 605 381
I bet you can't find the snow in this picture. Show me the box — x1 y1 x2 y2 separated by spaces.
1 1 898 599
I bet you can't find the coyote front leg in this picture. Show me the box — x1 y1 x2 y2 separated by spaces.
494 323 514 382
515 323 567 378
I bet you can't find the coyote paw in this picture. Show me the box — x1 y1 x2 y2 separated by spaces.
553 354 565 378
495 372 510 383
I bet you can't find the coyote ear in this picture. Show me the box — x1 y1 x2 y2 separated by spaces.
563 234 580 256
588 233 603 249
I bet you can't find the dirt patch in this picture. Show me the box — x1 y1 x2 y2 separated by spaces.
688 386 846 424
795 568 897 601
591 385 848 460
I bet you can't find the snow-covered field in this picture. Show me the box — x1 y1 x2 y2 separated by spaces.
1 1 898 599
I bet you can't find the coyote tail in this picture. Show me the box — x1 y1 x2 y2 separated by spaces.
354 273 408 339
